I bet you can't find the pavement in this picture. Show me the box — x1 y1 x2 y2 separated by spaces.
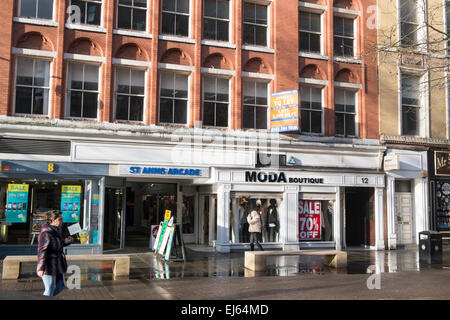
0 246 450 301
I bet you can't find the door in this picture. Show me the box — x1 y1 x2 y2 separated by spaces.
180 186 196 244
103 187 125 251
395 193 414 245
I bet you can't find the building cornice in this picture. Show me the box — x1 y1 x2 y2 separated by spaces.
381 134 450 148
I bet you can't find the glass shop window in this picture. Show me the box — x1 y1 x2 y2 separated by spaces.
230 196 282 243
298 199 334 241
0 179 98 245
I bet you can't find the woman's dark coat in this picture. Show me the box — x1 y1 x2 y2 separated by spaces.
37 223 71 276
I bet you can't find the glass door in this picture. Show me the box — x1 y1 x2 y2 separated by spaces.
103 187 124 251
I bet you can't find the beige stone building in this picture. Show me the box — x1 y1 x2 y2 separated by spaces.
377 0 450 248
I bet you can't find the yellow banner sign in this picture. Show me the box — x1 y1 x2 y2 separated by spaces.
165 210 171 221
61 185 82 193
8 184 29 192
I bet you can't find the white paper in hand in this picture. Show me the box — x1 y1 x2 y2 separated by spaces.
68 223 82 235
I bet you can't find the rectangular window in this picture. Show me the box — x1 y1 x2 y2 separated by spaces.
299 11 321 53
334 16 354 57
203 0 229 42
203 76 229 127
401 74 421 136
67 63 99 119
15 57 50 116
335 89 356 136
159 71 188 124
70 0 102 26
115 67 145 122
19 0 54 20
117 0 147 31
161 0 190 37
243 80 268 129
446 2 450 53
300 86 322 134
400 0 419 47
243 2 268 47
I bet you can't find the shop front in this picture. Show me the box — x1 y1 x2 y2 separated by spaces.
0 160 108 257
212 169 385 253
430 150 450 241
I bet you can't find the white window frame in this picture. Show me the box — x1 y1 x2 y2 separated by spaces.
66 0 106 32
242 0 271 49
203 0 231 43
299 84 325 136
18 0 55 21
398 0 427 50
298 9 323 56
242 79 270 130
13 55 52 117
65 61 101 120
202 75 231 128
158 69 191 126
114 66 147 123
116 0 149 33
161 0 192 38
333 13 357 59
334 86 359 137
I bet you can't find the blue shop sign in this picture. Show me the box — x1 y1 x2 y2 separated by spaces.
118 165 209 178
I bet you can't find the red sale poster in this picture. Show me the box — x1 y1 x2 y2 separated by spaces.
298 200 322 240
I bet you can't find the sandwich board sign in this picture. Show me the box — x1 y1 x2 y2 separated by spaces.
156 210 171 252
158 217 174 255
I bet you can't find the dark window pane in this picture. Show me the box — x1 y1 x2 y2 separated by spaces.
70 91 82 117
299 12 310 31
162 0 175 11
217 0 229 19
204 0 216 18
343 38 354 56
20 0 37 18
174 99 187 123
72 0 86 23
86 3 101 25
204 90 215 101
243 106 254 129
310 13 321 32
346 103 355 113
118 7 132 29
311 111 322 133
38 0 53 20
255 106 267 129
301 110 311 133
162 12 175 34
177 0 189 14
130 96 144 121
334 17 343 36
402 106 419 135
309 34 320 53
161 88 173 98
119 0 133 5
84 81 98 91
32 88 45 114
15 87 33 114
215 103 228 127
134 0 147 8
335 113 345 135
203 18 216 40
255 5 267 25
176 14 189 36
203 102 215 126
299 32 310 52
159 98 173 123
243 25 255 45
255 25 267 46
133 8 146 31
83 92 98 118
217 20 229 41
343 18 354 37
334 37 344 56
243 3 255 23
345 114 355 136
116 95 129 120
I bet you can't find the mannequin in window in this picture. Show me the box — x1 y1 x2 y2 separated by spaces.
239 198 249 243
267 199 279 242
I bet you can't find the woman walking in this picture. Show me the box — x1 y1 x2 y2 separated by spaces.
36 210 72 296
247 207 264 251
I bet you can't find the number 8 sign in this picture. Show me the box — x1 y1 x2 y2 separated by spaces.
298 200 322 240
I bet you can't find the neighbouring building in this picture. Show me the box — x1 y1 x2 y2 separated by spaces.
0 0 384 257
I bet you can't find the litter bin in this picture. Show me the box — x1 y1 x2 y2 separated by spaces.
419 231 442 264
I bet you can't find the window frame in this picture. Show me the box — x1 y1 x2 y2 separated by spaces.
158 71 190 125
14 56 52 117
242 79 269 130
161 0 191 37
116 0 148 32
334 88 358 137
66 62 101 120
399 73 424 137
242 1 269 47
299 10 322 55
399 0 420 48
203 0 231 42
202 75 230 128
69 0 103 27
18 0 55 21
114 66 147 122
333 15 356 58
299 85 324 135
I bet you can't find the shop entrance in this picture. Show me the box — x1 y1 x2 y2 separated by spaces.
103 187 124 251
394 180 414 245
345 187 375 248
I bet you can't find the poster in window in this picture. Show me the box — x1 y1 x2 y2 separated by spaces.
61 185 81 223
5 184 29 223
298 200 321 240
270 90 299 133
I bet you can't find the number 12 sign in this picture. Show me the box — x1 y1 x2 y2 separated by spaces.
298 200 321 240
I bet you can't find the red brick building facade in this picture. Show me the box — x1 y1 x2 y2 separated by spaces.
0 0 378 138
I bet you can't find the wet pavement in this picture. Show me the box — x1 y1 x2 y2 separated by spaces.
1 246 450 300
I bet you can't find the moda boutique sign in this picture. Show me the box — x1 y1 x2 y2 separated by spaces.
435 151 450 176
245 171 324 184
117 165 210 178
